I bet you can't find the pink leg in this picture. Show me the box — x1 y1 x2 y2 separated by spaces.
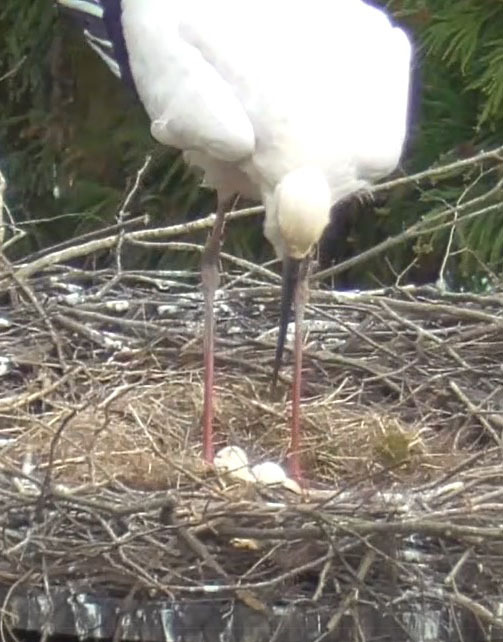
288 258 309 480
201 202 227 463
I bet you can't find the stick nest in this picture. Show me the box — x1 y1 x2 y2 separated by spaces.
1 261 503 635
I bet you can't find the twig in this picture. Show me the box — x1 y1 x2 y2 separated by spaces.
0 366 83 410
371 144 503 194
12 205 263 280
175 522 229 579
0 171 5 248
444 548 472 586
314 549 376 642
442 589 503 629
449 381 501 446
4 262 67 368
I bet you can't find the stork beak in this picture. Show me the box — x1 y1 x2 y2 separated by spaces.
271 256 302 392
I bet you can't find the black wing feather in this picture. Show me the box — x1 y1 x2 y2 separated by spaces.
56 0 136 92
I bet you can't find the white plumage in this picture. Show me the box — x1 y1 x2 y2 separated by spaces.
121 0 411 257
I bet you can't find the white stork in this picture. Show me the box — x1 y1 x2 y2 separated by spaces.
57 0 412 479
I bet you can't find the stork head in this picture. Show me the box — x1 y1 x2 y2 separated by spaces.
274 167 332 259
270 167 332 390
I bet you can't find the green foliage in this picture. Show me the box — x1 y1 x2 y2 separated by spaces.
1 1 56 207
419 1 503 126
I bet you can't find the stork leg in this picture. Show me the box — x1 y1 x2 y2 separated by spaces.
272 256 309 480
288 257 309 480
201 200 227 463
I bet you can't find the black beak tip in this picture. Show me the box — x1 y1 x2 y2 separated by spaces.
270 370 280 397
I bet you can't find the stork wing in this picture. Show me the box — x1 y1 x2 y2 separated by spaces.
121 0 255 162
149 67 256 162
